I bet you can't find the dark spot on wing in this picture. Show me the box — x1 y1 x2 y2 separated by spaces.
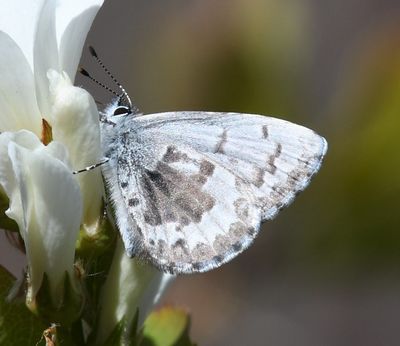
276 143 282 156
200 160 215 177
192 262 204 271
271 185 287 196
192 174 207 185
128 198 139 207
164 208 177 222
120 181 128 189
144 212 162 226
202 196 215 210
141 174 163 226
162 145 188 163
172 239 189 257
140 161 215 226
232 242 242 252
174 238 187 247
247 227 256 236
214 129 228 154
175 197 204 223
162 145 178 162
254 167 264 188
145 169 170 196
266 143 282 175
212 255 224 264
181 216 190 226
289 170 302 183
262 125 269 139
157 239 167 255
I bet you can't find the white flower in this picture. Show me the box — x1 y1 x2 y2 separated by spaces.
0 130 82 303
0 0 173 329
96 239 174 343
0 0 103 303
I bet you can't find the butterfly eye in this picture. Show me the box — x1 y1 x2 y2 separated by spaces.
113 106 131 116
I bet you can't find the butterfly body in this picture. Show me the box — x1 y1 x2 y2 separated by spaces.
100 101 327 274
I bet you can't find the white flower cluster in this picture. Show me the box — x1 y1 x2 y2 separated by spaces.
0 1 171 339
0 0 104 304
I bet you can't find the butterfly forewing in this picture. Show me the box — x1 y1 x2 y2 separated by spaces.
101 112 327 274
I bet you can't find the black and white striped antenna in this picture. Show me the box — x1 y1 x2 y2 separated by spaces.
79 67 120 99
88 46 133 109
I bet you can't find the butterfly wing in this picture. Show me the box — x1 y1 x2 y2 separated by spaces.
102 112 327 274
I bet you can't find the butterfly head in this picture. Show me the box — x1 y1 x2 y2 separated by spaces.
101 98 133 125
110 95 134 117
80 46 138 122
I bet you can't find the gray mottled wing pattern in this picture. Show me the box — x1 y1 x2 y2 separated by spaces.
102 112 327 274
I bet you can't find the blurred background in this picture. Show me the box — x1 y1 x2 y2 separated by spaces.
3 0 400 345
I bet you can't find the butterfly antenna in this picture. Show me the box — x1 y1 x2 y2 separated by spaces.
88 46 133 109
79 67 120 99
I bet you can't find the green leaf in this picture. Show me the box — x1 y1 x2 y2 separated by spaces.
140 307 196 346
0 265 47 345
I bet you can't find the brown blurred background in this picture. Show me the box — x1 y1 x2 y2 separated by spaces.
3 0 400 345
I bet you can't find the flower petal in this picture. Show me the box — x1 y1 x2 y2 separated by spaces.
34 0 104 115
0 131 43 231
33 0 59 117
0 32 41 135
97 239 174 343
47 70 103 227
0 0 45 69
6 138 82 301
58 0 104 81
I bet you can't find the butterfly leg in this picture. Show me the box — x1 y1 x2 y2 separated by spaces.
72 158 110 174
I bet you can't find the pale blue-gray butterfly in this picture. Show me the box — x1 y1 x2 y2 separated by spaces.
76 47 327 274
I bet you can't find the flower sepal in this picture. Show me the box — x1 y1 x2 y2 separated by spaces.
26 270 84 327
76 209 116 260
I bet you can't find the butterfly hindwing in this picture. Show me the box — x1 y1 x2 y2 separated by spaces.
102 112 327 274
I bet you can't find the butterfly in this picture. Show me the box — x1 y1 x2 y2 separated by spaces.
80 47 327 275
